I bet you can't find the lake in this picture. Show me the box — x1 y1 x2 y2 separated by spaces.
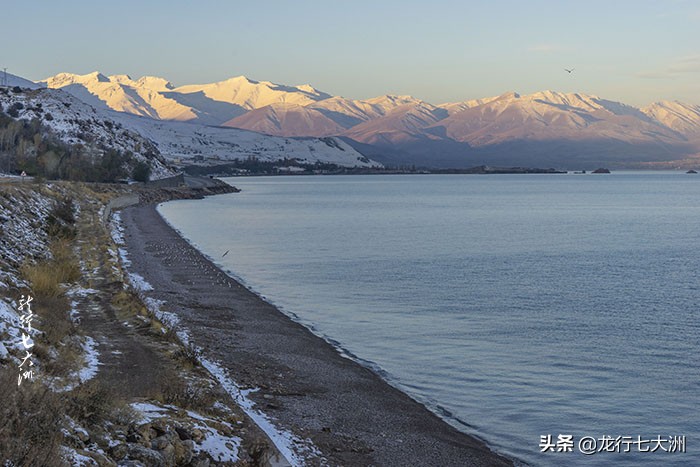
159 173 699 466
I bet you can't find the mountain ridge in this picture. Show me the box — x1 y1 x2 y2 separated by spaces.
2 72 379 177
36 71 700 168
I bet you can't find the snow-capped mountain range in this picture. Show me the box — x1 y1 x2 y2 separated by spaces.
1 72 378 175
38 71 700 168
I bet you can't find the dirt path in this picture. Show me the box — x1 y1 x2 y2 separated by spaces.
120 203 515 467
70 197 180 399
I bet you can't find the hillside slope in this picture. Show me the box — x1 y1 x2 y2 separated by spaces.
37 71 700 168
4 74 380 172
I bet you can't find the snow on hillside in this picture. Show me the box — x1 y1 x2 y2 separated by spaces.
223 103 347 137
1 71 45 90
343 101 448 145
0 185 56 364
43 72 197 122
225 95 434 138
642 101 700 138
173 75 331 110
43 72 332 126
0 86 175 179
29 70 700 167
423 90 683 147
110 112 378 167
4 79 379 170
437 95 502 115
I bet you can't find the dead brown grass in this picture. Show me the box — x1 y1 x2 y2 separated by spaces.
66 379 118 427
0 368 68 466
20 240 80 299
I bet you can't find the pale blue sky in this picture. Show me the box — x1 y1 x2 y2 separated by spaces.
3 0 698 105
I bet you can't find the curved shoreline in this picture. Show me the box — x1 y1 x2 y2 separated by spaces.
119 202 515 466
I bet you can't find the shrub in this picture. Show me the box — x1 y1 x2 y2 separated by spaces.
131 160 151 182
45 198 76 239
67 380 116 426
51 197 76 224
0 368 66 465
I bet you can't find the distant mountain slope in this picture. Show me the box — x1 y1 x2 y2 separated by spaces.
428 91 681 146
5 75 380 173
223 103 346 137
112 113 375 168
43 72 332 126
36 71 700 169
43 72 196 121
1 84 175 178
642 101 700 140
173 76 331 110
343 101 447 145
1 71 46 90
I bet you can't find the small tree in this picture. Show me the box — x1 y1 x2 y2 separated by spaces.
132 160 151 182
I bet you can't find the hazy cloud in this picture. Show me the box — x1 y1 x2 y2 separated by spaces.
637 55 700 79
668 55 700 73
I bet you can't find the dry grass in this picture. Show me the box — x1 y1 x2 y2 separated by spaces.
0 368 68 466
20 240 81 299
20 239 81 371
154 376 219 412
171 342 201 369
66 379 118 426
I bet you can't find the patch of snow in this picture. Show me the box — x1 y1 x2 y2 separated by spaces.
213 400 233 414
143 297 180 328
109 212 126 244
61 446 98 466
78 336 100 383
127 272 153 292
199 356 320 466
195 422 241 463
130 403 242 462
130 402 172 422
0 298 40 356
65 286 99 324
51 336 101 392
66 287 99 298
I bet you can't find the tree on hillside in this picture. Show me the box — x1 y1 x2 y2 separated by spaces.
131 160 151 182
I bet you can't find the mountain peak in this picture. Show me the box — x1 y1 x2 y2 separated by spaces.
366 94 421 105
135 76 174 91
43 71 109 88
109 74 133 83
501 91 521 99
86 71 109 82
223 75 257 84
297 84 320 93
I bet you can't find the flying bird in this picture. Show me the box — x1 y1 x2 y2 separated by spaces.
564 68 575 74
222 250 229 257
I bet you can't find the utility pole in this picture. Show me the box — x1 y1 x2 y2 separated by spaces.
2 68 6 87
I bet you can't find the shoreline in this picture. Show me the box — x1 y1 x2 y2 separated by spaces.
119 200 515 466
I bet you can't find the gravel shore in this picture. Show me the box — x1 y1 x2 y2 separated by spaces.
120 203 514 467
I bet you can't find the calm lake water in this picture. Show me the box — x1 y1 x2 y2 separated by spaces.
159 173 699 466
